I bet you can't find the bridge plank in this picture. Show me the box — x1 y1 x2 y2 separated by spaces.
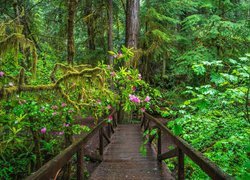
90 124 174 180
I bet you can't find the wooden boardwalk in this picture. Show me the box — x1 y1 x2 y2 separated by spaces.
90 124 174 180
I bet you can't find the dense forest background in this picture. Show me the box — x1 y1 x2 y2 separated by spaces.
0 0 249 179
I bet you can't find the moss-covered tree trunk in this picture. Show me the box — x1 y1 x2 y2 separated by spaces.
67 0 76 66
85 0 96 51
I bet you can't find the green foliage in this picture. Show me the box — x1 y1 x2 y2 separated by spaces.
166 55 250 178
0 0 249 179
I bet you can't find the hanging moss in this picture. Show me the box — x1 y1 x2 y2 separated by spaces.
0 63 110 112
0 20 38 77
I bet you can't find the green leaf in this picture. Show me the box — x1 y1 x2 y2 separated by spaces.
192 64 206 75
211 73 225 85
173 124 182 136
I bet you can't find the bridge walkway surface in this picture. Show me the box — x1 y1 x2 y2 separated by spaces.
90 124 174 180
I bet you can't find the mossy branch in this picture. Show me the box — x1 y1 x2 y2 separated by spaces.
0 65 107 111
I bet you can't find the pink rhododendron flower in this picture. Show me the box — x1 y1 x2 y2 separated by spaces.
110 71 116 77
61 102 67 107
138 74 142 80
108 115 113 120
117 52 123 58
144 96 151 102
41 127 46 134
141 107 146 112
52 105 58 110
52 112 57 116
64 123 70 127
59 132 64 135
129 94 141 103
107 105 112 109
0 71 4 77
40 107 45 112
97 99 101 104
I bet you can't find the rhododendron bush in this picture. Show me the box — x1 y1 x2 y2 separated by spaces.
0 44 163 178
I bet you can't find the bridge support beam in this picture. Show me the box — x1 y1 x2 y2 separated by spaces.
99 127 104 157
178 148 184 180
157 129 162 162
77 147 84 180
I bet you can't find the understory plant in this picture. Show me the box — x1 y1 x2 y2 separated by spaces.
167 55 250 178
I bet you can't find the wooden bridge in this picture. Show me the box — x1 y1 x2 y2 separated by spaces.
26 110 230 180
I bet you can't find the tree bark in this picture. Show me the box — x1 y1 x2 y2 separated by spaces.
125 0 140 49
67 0 76 65
85 0 96 50
108 0 113 65
121 0 140 123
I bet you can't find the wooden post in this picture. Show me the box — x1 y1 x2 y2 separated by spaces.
108 123 111 138
140 113 144 128
77 147 84 180
112 114 116 127
178 148 184 180
157 128 162 161
99 127 104 156
145 119 149 132
113 112 118 127
115 112 118 127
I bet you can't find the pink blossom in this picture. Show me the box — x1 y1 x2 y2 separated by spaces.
141 107 146 112
52 112 57 116
0 71 4 77
52 105 58 110
107 105 112 109
58 131 64 135
41 127 46 134
61 103 67 107
97 99 101 105
40 107 45 112
117 52 123 58
108 115 113 120
144 96 151 102
129 94 135 101
64 123 70 127
129 94 141 103
110 71 116 77
138 74 142 80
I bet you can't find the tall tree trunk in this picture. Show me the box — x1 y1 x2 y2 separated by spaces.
67 0 76 65
85 0 96 51
121 0 140 123
125 0 139 49
108 0 113 65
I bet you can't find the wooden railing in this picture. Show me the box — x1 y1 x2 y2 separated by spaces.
142 112 231 180
26 110 118 180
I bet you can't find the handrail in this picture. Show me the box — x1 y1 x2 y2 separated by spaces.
142 112 231 180
26 110 117 180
